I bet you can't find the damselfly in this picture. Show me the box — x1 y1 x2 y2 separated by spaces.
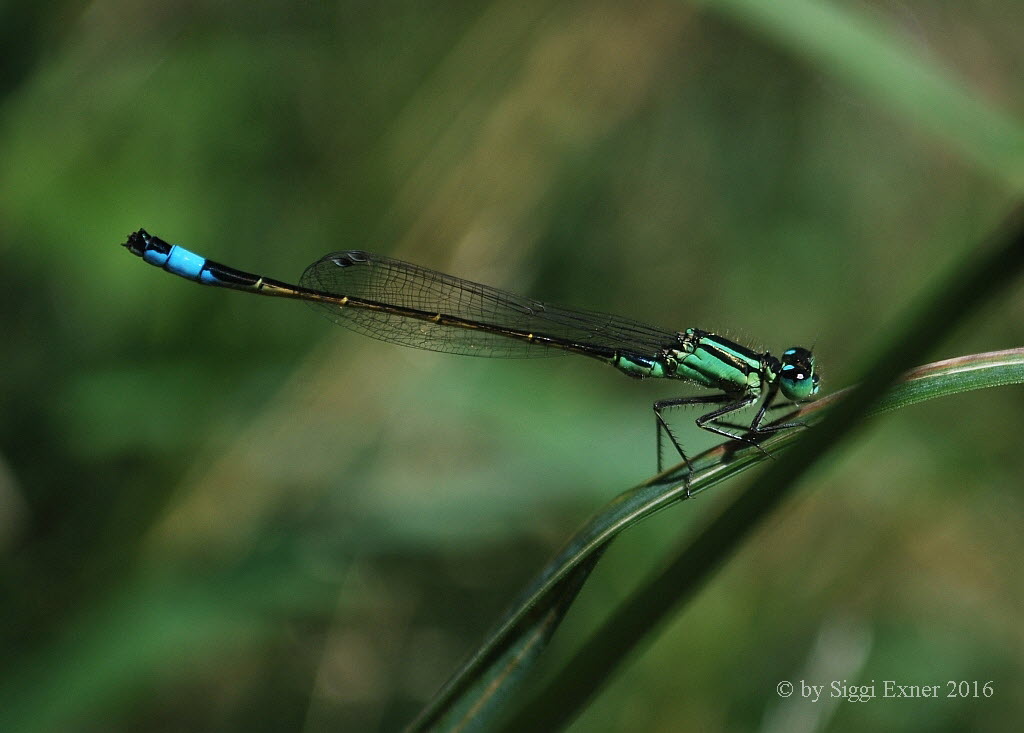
123 229 820 475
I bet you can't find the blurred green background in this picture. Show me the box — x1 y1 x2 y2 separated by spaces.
1 1 1023 731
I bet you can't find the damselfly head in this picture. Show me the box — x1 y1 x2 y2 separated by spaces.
778 346 819 401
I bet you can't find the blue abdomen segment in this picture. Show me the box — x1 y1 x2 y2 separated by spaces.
165 246 207 280
125 230 271 291
140 246 172 268
143 243 221 285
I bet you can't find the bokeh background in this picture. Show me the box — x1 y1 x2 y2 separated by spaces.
2 1 1023 731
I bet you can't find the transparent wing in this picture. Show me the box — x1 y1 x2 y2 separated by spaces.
299 251 677 358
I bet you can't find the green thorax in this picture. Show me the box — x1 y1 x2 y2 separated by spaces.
671 328 771 393
613 328 775 395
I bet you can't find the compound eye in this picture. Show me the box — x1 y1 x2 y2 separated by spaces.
778 347 819 402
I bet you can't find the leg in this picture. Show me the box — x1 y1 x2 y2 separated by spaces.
716 417 810 433
711 389 810 436
653 394 734 474
745 383 810 434
693 393 763 444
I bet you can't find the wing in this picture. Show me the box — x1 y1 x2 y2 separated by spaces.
298 251 677 358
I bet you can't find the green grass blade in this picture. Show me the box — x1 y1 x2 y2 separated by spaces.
699 0 1024 190
407 549 606 733
471 203 1024 728
412 347 1024 731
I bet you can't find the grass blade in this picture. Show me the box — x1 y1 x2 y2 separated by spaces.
490 205 1024 731
700 0 1024 190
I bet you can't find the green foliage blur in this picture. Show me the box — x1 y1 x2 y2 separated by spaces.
1 1 1023 731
